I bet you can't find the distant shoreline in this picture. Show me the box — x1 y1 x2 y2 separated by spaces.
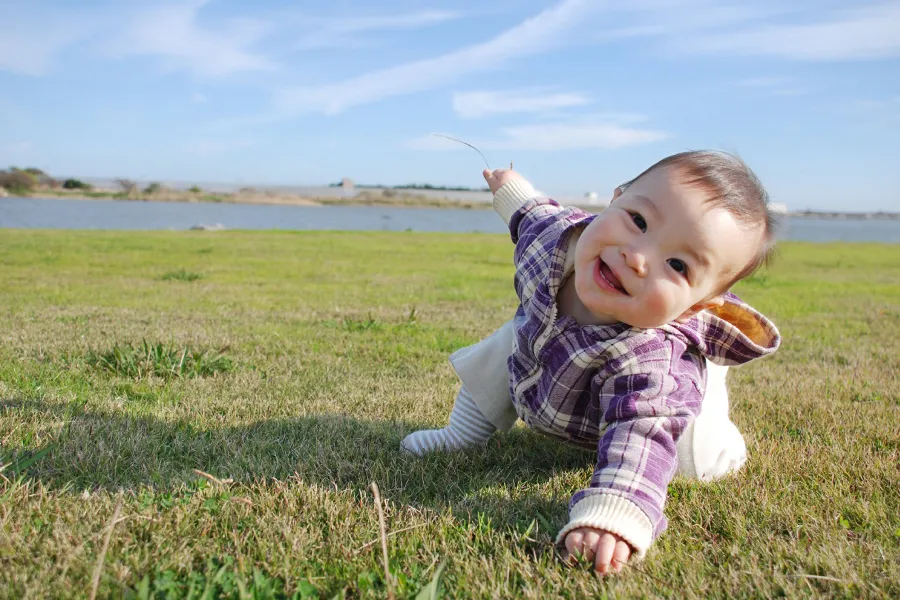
784 210 900 221
1 188 495 210
3 189 899 220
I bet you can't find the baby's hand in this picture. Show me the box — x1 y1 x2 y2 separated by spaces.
482 168 523 194
563 527 632 575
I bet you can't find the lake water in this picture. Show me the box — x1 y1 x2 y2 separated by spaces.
1 197 899 243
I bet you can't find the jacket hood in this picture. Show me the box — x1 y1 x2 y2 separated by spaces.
662 293 781 366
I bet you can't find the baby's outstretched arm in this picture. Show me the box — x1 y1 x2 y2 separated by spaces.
564 527 633 575
555 362 704 567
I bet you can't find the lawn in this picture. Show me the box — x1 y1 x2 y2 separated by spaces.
0 230 898 598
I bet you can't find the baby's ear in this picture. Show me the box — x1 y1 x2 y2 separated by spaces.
610 186 623 204
675 295 725 323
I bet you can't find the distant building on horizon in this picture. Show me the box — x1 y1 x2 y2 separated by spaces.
584 191 607 206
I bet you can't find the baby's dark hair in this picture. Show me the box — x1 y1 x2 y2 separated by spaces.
621 150 778 291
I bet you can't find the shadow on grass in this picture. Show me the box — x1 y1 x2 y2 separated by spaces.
1 398 593 532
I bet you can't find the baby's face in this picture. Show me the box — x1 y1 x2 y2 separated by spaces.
573 166 762 328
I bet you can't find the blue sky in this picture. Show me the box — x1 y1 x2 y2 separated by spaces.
1 0 899 211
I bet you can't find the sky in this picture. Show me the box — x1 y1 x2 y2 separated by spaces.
1 0 899 211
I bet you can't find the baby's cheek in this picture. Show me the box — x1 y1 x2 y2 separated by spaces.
644 285 679 323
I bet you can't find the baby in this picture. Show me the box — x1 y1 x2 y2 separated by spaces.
402 151 781 574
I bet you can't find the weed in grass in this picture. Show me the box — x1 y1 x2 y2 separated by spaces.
0 445 54 478
343 315 383 332
160 269 203 282
87 341 232 379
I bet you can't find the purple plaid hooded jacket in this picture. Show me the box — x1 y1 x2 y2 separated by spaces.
504 197 781 556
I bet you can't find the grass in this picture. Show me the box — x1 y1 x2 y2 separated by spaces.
0 230 897 599
161 269 203 282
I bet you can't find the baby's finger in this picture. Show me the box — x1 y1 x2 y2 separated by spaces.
564 530 584 561
594 534 617 575
611 540 631 573
580 529 601 562
482 168 493 182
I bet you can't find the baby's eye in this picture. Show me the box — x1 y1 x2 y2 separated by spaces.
629 212 647 232
668 258 689 277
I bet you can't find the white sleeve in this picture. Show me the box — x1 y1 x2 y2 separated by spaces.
493 179 539 225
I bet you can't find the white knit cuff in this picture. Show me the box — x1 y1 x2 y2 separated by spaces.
493 179 538 225
554 494 654 561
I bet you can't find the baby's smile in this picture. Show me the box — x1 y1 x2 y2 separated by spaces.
594 258 629 295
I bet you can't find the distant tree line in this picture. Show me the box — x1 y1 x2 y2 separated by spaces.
328 181 490 192
0 167 92 194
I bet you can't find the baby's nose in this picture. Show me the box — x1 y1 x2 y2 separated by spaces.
623 249 647 276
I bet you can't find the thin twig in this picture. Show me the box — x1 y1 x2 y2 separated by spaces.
369 482 394 600
431 133 491 170
88 492 123 600
787 573 848 584
112 514 157 525
193 468 233 485
354 522 429 553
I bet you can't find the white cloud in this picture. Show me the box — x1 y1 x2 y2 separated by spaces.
105 0 275 77
409 118 668 151
452 90 590 119
0 6 92 76
678 3 900 61
275 0 602 115
582 2 900 62
319 10 460 34
292 10 461 50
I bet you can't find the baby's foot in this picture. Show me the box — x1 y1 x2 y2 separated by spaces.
401 387 495 456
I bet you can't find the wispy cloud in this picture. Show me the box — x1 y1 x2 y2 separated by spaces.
452 89 590 119
191 92 209 104
331 10 460 32
275 0 602 115
595 0 778 41
677 3 900 61
410 116 668 151
293 10 461 50
105 0 276 77
0 5 92 76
